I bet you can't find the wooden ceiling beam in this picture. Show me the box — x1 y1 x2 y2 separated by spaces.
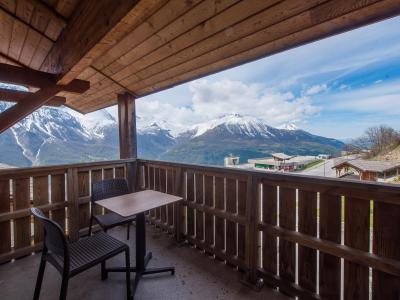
40 0 143 85
0 63 89 93
0 86 63 134
0 88 66 107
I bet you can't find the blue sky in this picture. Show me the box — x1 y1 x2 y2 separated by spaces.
110 16 400 140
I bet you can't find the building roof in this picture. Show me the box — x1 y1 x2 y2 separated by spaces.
272 153 293 160
0 1 399 114
334 159 400 173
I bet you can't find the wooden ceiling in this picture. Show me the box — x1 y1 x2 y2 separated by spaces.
1 0 400 114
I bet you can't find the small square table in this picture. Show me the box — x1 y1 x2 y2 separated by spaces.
96 190 182 298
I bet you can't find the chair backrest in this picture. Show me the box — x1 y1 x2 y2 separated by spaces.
31 208 69 260
91 178 129 203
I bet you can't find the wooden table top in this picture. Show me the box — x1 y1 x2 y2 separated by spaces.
96 190 183 217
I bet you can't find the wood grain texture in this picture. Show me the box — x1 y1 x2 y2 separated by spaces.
13 177 31 250
160 168 167 224
298 190 317 293
262 184 277 275
78 171 89 229
373 201 400 300
237 180 246 262
214 176 225 258
91 169 103 215
186 172 195 238
204 175 214 250
278 187 296 294
0 179 11 255
344 196 370 300
225 178 237 260
32 175 48 243
195 173 204 243
51 173 65 230
319 193 341 300
166 169 174 226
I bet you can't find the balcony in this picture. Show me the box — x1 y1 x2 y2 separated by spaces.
1 1 400 299
1 158 399 299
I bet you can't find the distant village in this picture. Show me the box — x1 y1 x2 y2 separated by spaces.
225 151 400 184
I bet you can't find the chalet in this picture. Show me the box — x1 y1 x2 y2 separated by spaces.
333 159 400 182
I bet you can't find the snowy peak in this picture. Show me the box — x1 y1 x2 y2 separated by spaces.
277 123 299 131
190 113 274 138
138 122 173 138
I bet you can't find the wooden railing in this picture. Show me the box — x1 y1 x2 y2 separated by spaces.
0 158 135 264
137 159 400 300
1 158 400 299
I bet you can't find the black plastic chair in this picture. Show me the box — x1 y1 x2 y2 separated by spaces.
31 208 131 300
88 178 135 240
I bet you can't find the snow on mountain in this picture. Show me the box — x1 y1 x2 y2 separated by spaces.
277 123 299 131
66 108 117 138
190 113 275 138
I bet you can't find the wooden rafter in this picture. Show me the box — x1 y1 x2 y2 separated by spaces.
0 86 63 133
0 63 89 93
40 0 142 84
0 88 66 107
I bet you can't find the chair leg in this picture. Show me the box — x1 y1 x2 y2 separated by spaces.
59 275 69 300
88 216 93 236
127 223 130 240
33 257 46 300
101 260 108 280
125 249 131 299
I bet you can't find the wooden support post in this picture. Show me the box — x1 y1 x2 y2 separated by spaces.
118 92 137 191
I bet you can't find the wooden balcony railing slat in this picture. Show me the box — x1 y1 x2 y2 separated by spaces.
51 174 66 231
319 192 341 300
214 176 225 260
186 171 195 240
298 190 317 294
32 175 49 244
195 173 204 246
204 174 214 253
344 196 370 299
13 177 31 251
373 201 400 299
278 187 296 296
78 171 90 229
0 179 11 257
226 178 237 262
261 184 278 276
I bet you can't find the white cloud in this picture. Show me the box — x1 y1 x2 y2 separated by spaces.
136 79 319 135
305 84 328 96
322 79 400 114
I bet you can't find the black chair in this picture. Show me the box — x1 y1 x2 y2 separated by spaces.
88 178 135 240
31 208 131 300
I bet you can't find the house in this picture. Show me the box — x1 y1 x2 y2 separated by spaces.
248 155 318 172
0 1 400 300
333 159 400 182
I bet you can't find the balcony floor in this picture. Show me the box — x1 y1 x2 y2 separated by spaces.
0 225 289 300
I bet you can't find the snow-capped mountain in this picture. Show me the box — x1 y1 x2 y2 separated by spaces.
0 104 343 167
277 123 299 131
164 114 344 165
189 114 275 138
0 102 120 166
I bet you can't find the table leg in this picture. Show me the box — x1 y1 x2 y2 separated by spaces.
104 212 174 299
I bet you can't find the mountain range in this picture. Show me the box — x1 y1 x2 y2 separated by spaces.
0 103 344 167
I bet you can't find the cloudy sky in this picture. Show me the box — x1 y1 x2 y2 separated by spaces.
105 16 400 140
